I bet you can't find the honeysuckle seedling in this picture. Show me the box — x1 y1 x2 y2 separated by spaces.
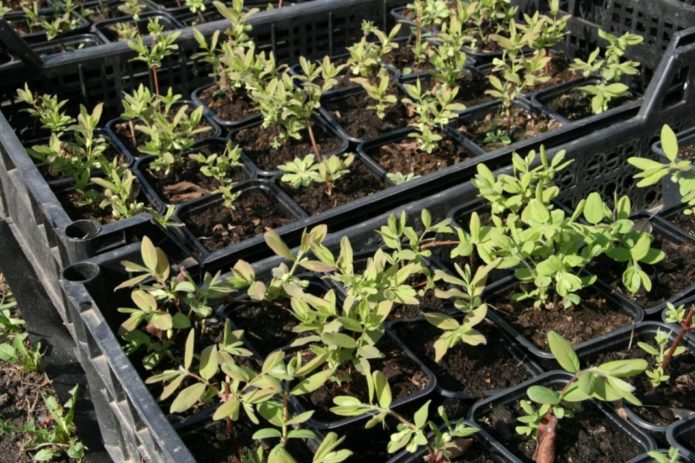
128 18 182 95
346 20 401 79
402 80 466 153
521 0 568 52
189 140 243 207
91 159 147 219
22 0 83 40
483 129 512 146
570 29 643 114
639 302 694 387
387 171 420 185
629 124 695 216
427 4 475 89
351 68 398 120
279 153 355 197
17 83 74 133
466 0 517 52
119 0 147 21
425 262 497 362
404 0 451 64
253 57 344 158
331 371 478 461
516 331 647 463
648 447 683 463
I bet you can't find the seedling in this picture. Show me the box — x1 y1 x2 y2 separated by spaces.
91 159 147 220
424 262 496 362
332 371 478 460
402 80 466 153
483 129 511 146
387 171 420 185
648 448 683 463
128 17 182 95
17 83 74 134
0 331 42 373
521 0 569 52
404 0 451 64
629 124 695 216
427 5 473 89
21 0 82 40
570 30 643 114
253 57 344 159
516 331 646 463
638 302 694 387
189 140 243 207
487 20 551 133
351 68 397 120
346 20 401 79
0 386 86 462
279 153 355 197
465 0 518 52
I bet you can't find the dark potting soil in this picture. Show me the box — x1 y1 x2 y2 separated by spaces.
479 401 643 462
532 56 581 91
184 191 295 251
232 124 342 171
372 137 473 176
302 337 431 422
281 159 387 215
145 154 249 205
457 107 562 151
383 45 433 75
395 319 534 396
223 300 297 355
390 286 449 321
546 90 632 121
671 212 695 237
56 189 116 223
82 2 139 22
324 91 410 141
683 430 695 451
488 289 633 350
197 85 258 123
678 144 695 162
591 235 695 310
590 340 695 426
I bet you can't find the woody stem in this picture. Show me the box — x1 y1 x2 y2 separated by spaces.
661 307 694 371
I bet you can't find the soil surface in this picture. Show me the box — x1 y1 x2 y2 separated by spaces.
197 85 259 123
232 124 342 172
395 319 535 396
302 337 430 422
223 300 298 355
670 212 695 237
479 401 644 462
371 137 473 176
592 234 695 310
679 144 695 162
488 288 633 350
281 158 386 215
383 45 433 76
56 188 118 223
184 190 295 251
590 340 695 426
532 56 582 91
546 90 632 121
324 91 410 141
145 151 249 205
457 107 562 151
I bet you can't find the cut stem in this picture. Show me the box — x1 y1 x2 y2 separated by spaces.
661 306 694 371
306 123 322 162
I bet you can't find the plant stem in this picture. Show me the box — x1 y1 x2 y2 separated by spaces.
281 384 289 447
661 306 694 371
152 65 160 96
420 240 461 250
306 123 322 162
128 120 137 146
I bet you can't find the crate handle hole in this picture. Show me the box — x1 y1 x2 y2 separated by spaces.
65 220 102 241
63 262 100 283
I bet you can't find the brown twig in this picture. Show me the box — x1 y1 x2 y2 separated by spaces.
661 306 695 371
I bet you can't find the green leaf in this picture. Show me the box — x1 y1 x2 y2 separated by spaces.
413 400 430 428
252 428 282 440
597 359 648 377
321 332 357 349
661 124 679 162
269 444 297 463
264 230 295 261
141 236 159 272
170 383 206 414
583 192 606 224
576 371 598 395
423 312 459 330
287 429 316 440
527 385 561 405
184 329 195 370
290 369 332 396
199 345 218 381
373 370 392 408
547 331 580 373
213 398 240 421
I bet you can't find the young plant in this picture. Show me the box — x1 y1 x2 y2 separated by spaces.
22 0 83 40
427 4 473 89
487 20 552 133
91 159 147 220
0 386 86 462
516 331 646 463
404 0 451 64
521 0 569 52
629 124 695 216
128 17 182 95
570 29 643 114
346 20 401 79
648 447 683 463
424 262 495 362
402 80 466 153
253 57 344 159
387 171 420 185
0 332 43 373
332 371 478 461
189 140 243 207
278 153 354 197
350 68 398 120
638 302 694 387
17 83 74 134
